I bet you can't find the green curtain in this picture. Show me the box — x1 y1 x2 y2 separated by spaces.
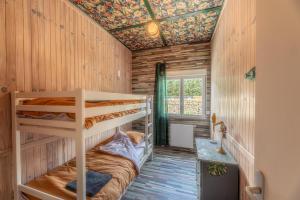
154 62 168 146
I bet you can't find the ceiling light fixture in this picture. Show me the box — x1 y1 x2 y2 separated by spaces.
145 21 160 38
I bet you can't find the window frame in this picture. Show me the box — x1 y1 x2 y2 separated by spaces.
166 74 206 119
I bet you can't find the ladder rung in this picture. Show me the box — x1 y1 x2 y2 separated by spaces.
147 133 153 139
147 123 153 127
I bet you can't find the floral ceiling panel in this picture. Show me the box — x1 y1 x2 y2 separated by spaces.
70 0 151 30
111 26 164 50
149 0 223 19
70 0 224 50
160 10 221 46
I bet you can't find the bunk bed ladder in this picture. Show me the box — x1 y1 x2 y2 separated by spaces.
145 96 154 161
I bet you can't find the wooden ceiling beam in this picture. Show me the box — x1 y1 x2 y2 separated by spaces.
143 0 156 19
143 0 167 46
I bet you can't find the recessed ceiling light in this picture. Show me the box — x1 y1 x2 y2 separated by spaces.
145 21 160 38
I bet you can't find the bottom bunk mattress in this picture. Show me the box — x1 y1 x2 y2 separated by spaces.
23 148 138 200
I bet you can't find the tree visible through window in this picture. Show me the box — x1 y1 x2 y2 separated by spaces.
167 76 205 116
166 79 180 115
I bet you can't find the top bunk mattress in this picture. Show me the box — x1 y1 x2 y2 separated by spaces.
20 98 144 107
17 98 144 129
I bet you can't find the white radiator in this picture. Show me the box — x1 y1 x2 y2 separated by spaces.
169 124 194 149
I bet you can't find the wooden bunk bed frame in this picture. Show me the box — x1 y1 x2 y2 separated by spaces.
11 89 154 200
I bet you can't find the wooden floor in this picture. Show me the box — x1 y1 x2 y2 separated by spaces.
122 147 197 200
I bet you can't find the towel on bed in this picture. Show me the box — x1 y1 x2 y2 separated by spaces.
66 170 112 197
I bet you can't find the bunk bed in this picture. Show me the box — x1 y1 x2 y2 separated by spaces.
11 89 154 200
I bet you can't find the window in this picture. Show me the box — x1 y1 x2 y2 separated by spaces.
167 75 206 117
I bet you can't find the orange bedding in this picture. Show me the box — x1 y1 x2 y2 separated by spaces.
18 98 143 129
24 141 137 200
21 98 143 108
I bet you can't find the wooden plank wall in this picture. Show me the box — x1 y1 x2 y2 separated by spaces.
0 0 132 198
132 43 211 138
211 0 256 199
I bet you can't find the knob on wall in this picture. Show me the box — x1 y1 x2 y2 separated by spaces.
0 85 8 93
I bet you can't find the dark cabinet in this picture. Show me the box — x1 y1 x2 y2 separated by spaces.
196 139 239 200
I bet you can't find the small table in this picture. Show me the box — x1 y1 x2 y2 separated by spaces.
195 138 239 200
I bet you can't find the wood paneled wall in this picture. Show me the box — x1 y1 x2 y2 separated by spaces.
211 0 256 199
132 43 211 138
0 0 132 198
